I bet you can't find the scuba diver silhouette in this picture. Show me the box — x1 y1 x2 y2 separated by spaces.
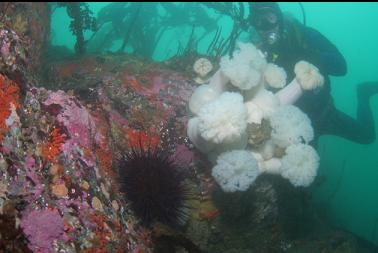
249 2 378 145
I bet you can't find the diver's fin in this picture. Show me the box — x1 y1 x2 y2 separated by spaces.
357 81 378 99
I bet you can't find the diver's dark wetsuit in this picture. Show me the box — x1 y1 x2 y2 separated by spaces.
261 17 377 145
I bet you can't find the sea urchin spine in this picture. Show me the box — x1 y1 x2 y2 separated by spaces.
118 145 190 228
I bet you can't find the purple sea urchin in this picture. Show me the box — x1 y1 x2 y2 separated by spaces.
118 147 190 228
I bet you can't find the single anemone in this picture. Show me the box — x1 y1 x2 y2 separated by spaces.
118 146 190 228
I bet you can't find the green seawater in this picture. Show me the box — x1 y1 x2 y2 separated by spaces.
51 2 378 246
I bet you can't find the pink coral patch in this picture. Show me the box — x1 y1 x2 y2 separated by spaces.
21 209 65 253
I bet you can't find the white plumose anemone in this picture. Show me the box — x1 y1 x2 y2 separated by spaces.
212 150 260 192
270 105 314 148
280 144 320 187
197 92 247 144
220 42 267 90
294 60 324 90
188 84 221 115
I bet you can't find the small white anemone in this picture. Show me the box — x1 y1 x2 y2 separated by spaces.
193 57 213 78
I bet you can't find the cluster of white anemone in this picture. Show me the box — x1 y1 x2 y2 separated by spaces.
188 42 324 192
